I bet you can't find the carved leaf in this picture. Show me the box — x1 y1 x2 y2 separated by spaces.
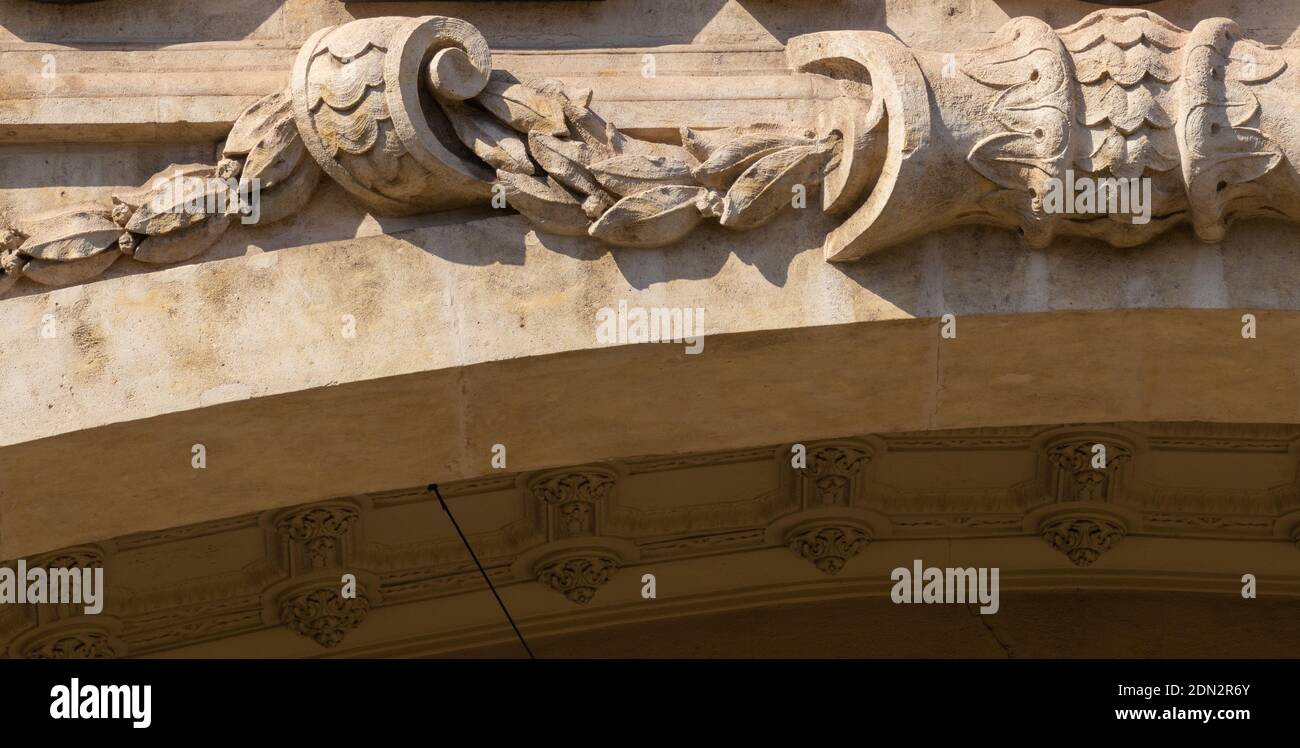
496 170 590 236
1192 126 1283 188
589 154 696 196
588 185 708 248
720 140 836 230
529 132 615 215
112 164 215 213
441 100 535 174
125 178 235 235
525 77 591 106
476 80 567 136
679 127 713 162
22 251 120 286
242 112 308 191
680 124 811 161
691 134 813 189
250 158 324 225
224 90 293 158
132 213 234 264
563 101 624 159
18 206 122 261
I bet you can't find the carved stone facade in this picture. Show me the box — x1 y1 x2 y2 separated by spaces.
2 421 1300 656
4 8 1299 297
6 0 1300 660
524 467 624 603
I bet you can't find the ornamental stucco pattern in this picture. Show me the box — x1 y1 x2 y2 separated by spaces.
2 8 1299 295
5 422 1300 656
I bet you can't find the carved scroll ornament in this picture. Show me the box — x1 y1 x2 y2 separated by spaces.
2 9 1298 296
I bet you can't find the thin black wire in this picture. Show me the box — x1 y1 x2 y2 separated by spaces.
428 483 535 659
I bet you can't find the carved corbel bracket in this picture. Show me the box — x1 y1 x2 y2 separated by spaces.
517 465 636 604
791 440 874 508
511 537 640 605
1036 431 1139 503
1026 504 1134 567
8 616 126 659
24 544 110 625
262 573 380 648
766 506 888 576
528 466 618 542
269 501 362 572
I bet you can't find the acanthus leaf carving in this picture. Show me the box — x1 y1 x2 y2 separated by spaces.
797 443 871 507
529 468 616 540
274 503 360 569
787 525 871 575
279 585 370 648
536 555 618 605
1046 439 1132 502
1040 515 1127 566
22 630 121 660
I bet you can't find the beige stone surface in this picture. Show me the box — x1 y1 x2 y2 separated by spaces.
5 0 1300 659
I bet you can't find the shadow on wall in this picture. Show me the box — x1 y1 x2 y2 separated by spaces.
0 0 281 45
11 168 1300 324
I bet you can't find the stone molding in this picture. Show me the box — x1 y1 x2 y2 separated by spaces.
8 617 127 660
6 421 1300 655
4 9 1296 296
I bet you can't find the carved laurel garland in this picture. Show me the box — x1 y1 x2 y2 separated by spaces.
0 15 834 297
3 9 1298 296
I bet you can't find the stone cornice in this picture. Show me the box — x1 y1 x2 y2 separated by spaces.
6 420 1300 656
0 44 798 144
